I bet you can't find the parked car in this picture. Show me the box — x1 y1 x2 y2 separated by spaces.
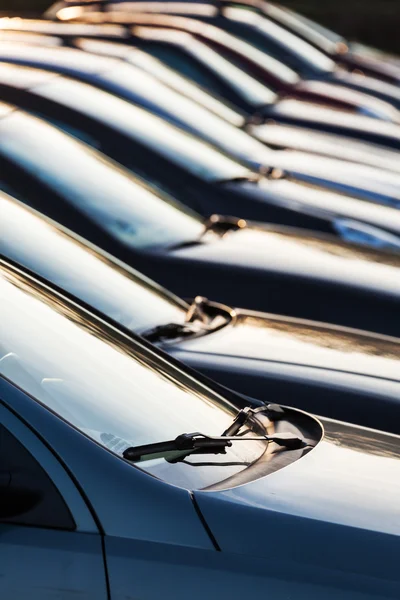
41 5 400 112
3 18 400 150
1 255 400 600
43 1 400 82
3 14 399 122
1 110 400 338
2 75 400 248
3 29 400 175
2 191 400 434
0 58 399 209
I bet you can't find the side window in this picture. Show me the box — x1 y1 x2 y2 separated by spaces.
0 422 75 530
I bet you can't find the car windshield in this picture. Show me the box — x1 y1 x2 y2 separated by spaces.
133 27 278 108
224 7 336 73
0 193 188 333
74 38 245 127
263 3 344 54
0 263 266 489
27 72 252 182
0 111 205 250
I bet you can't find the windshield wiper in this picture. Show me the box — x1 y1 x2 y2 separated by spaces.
142 297 212 342
123 430 307 463
202 214 248 238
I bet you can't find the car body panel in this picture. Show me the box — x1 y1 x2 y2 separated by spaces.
1 110 400 337
194 418 400 599
170 311 400 382
3 84 400 244
2 192 400 437
1 51 398 208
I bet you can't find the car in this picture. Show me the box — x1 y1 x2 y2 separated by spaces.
3 29 400 176
2 191 400 435
41 5 400 112
0 58 399 209
1 255 400 600
43 1 400 82
3 19 400 150
1 112 400 338
2 74 400 247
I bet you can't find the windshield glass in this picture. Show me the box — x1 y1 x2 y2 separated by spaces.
74 38 245 127
0 112 205 250
133 27 277 108
224 7 336 73
0 263 266 489
0 193 187 333
31 75 251 182
263 3 344 54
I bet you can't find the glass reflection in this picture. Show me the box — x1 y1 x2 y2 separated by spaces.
0 264 265 489
0 193 187 333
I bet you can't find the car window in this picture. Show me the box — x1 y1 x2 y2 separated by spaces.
0 423 75 529
0 264 266 490
0 111 206 250
0 194 188 333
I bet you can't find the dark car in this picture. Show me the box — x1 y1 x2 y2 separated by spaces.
1 111 400 337
3 31 400 178
2 191 400 435
41 5 400 112
3 13 399 122
3 18 400 151
0 58 399 210
1 76 400 249
2 256 400 600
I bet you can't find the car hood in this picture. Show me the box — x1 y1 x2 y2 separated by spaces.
268 97 400 143
194 418 400 588
171 225 400 296
332 71 400 106
255 150 400 208
295 79 400 123
249 121 400 174
170 310 400 382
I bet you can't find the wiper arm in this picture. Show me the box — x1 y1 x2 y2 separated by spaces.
202 214 248 238
123 430 307 463
142 322 200 343
142 297 213 342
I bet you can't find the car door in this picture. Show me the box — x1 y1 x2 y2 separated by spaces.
0 399 108 600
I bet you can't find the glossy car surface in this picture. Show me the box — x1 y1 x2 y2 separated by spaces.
42 5 400 112
1 114 400 338
1 257 400 600
2 75 400 249
3 29 400 175
3 17 400 147
2 192 400 435
0 58 399 209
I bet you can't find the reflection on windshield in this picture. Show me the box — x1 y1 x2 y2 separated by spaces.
74 38 245 126
33 74 251 181
134 26 277 108
0 193 187 333
224 7 336 72
0 111 205 250
0 264 265 489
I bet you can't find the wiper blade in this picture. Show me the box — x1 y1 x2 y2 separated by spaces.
142 297 213 342
142 322 199 343
123 430 307 463
202 214 248 238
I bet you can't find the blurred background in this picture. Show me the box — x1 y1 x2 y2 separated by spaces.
0 0 399 53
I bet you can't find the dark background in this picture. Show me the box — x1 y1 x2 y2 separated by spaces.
0 1 399 54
